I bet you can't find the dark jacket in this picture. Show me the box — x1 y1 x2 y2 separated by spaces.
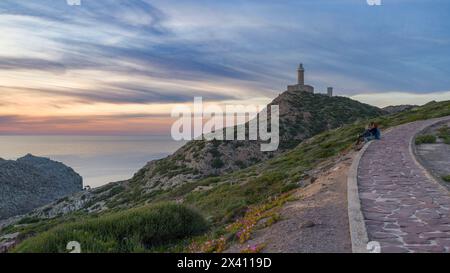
369 128 381 140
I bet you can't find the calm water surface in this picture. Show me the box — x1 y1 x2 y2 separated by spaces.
0 135 185 188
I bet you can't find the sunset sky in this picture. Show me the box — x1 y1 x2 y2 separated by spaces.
1 0 449 135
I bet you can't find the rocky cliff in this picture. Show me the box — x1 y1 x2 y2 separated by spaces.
0 154 83 219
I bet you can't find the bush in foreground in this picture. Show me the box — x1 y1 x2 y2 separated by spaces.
438 125 450 144
415 134 437 145
14 203 208 253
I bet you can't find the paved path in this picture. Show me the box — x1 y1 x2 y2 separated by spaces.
358 118 450 253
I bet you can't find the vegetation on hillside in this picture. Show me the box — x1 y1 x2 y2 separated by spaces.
128 91 385 194
415 134 437 145
271 91 386 149
8 99 450 253
415 122 450 145
438 125 450 144
13 204 207 253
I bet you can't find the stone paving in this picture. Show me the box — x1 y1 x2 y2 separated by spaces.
357 118 450 253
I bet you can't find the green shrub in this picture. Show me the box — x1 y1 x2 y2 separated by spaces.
92 183 117 194
438 125 450 144
442 175 450 183
17 217 41 225
415 134 437 145
13 204 208 253
442 136 450 145
235 160 246 168
211 158 224 168
184 171 289 223
109 185 125 196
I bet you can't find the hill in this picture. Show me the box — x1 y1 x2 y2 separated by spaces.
0 154 83 220
132 91 385 193
382 104 418 114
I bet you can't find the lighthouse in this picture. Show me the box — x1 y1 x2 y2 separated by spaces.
287 63 314 93
297 63 305 85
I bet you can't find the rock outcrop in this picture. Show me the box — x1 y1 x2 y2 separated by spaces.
0 154 83 219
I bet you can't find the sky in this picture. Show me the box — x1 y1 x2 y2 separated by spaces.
0 0 449 135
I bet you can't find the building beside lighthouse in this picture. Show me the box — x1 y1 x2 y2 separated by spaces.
327 87 333 97
287 63 315 93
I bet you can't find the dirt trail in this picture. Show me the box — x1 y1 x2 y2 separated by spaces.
227 154 354 253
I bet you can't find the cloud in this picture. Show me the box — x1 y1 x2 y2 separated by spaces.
0 115 20 123
0 113 174 135
1 0 450 134
350 91 450 108
30 84 236 104
0 57 66 73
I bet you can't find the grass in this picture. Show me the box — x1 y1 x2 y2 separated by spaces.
438 125 450 144
211 158 224 169
442 175 450 183
162 100 450 249
414 124 450 145
183 170 293 224
187 192 294 253
11 121 364 253
374 100 450 128
415 134 437 145
13 203 208 253
7 100 450 253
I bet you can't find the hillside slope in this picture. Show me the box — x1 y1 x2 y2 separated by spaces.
2 91 385 220
4 100 450 253
383 104 418 114
133 91 385 192
0 154 83 219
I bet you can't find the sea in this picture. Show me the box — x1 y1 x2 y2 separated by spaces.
0 135 186 188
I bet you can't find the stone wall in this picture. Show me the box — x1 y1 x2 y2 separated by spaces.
287 84 314 93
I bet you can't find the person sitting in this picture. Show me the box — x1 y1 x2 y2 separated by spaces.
368 122 381 141
355 122 381 147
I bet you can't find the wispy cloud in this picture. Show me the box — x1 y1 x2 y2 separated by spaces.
350 90 450 108
0 0 449 134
